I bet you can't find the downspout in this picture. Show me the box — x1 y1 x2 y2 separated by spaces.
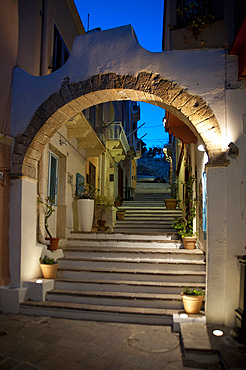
38 147 49 245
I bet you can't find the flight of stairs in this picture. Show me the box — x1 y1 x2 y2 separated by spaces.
114 191 181 233
21 232 206 325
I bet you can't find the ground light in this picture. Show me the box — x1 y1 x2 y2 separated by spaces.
35 279 43 284
179 313 188 319
212 329 224 336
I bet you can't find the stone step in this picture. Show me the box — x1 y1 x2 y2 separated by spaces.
63 247 204 261
67 239 181 249
45 289 185 309
122 215 179 220
57 257 206 271
20 301 177 325
58 267 206 283
117 219 175 224
113 227 176 233
54 278 205 294
69 232 179 241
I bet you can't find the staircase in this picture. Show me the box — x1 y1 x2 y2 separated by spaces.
21 185 206 324
21 232 206 325
114 189 181 233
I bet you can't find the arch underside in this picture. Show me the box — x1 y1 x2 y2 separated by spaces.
12 72 227 180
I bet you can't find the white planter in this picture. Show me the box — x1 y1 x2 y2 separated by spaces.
78 199 94 232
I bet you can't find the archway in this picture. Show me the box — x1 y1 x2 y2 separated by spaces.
9 25 230 325
12 71 226 180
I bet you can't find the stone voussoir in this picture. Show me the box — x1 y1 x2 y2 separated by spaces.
161 84 183 104
14 134 33 148
189 105 214 125
26 146 42 161
22 163 37 179
69 82 83 99
122 74 138 90
180 96 206 116
29 140 45 153
135 72 154 91
60 83 74 104
13 142 29 156
171 91 193 110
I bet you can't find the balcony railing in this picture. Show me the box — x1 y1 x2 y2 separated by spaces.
106 122 130 154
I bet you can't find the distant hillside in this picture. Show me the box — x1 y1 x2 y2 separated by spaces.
137 156 170 183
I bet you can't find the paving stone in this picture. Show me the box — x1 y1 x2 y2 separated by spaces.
0 357 21 370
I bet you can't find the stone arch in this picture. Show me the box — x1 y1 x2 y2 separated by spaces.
12 72 226 179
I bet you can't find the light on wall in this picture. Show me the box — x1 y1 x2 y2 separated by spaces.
59 138 67 146
198 144 205 152
228 142 239 158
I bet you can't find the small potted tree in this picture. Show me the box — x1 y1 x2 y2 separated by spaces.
95 195 114 228
39 197 59 251
173 167 197 249
181 287 205 314
164 179 179 209
39 255 59 279
77 183 98 232
116 209 126 220
114 196 122 207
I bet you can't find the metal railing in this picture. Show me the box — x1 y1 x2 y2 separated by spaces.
106 122 130 154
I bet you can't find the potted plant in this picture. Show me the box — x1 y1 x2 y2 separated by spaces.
95 195 114 227
39 197 59 251
181 287 205 314
116 209 126 220
114 196 122 207
164 179 179 209
173 167 197 249
77 183 98 232
39 255 59 279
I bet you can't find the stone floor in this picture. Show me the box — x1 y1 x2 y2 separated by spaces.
0 313 188 370
1 313 246 370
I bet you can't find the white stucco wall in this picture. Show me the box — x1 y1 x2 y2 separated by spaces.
11 25 227 146
9 177 40 287
224 88 246 326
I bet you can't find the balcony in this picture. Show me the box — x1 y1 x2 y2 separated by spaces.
65 113 105 158
106 122 130 162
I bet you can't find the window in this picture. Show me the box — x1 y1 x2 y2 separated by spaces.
52 25 69 72
48 152 59 205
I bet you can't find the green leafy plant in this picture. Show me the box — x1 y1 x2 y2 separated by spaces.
77 183 98 199
173 166 197 237
96 195 114 220
177 1 214 40
39 255 57 265
182 287 204 296
39 197 55 238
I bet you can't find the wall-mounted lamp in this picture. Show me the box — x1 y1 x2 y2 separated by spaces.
198 144 205 152
228 142 239 158
59 138 67 146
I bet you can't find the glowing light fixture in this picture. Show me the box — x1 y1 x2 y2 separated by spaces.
198 144 205 152
35 279 43 284
212 329 224 336
180 313 188 319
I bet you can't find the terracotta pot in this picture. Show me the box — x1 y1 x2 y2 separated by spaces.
40 263 59 279
164 199 178 210
98 219 106 227
117 211 125 220
45 237 60 251
114 200 122 207
182 236 197 249
181 293 204 314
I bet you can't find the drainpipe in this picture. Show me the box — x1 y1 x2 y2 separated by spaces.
38 147 49 245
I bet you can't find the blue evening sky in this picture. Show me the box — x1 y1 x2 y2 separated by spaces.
74 0 169 149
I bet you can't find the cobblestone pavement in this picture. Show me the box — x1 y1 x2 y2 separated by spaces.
0 314 186 370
